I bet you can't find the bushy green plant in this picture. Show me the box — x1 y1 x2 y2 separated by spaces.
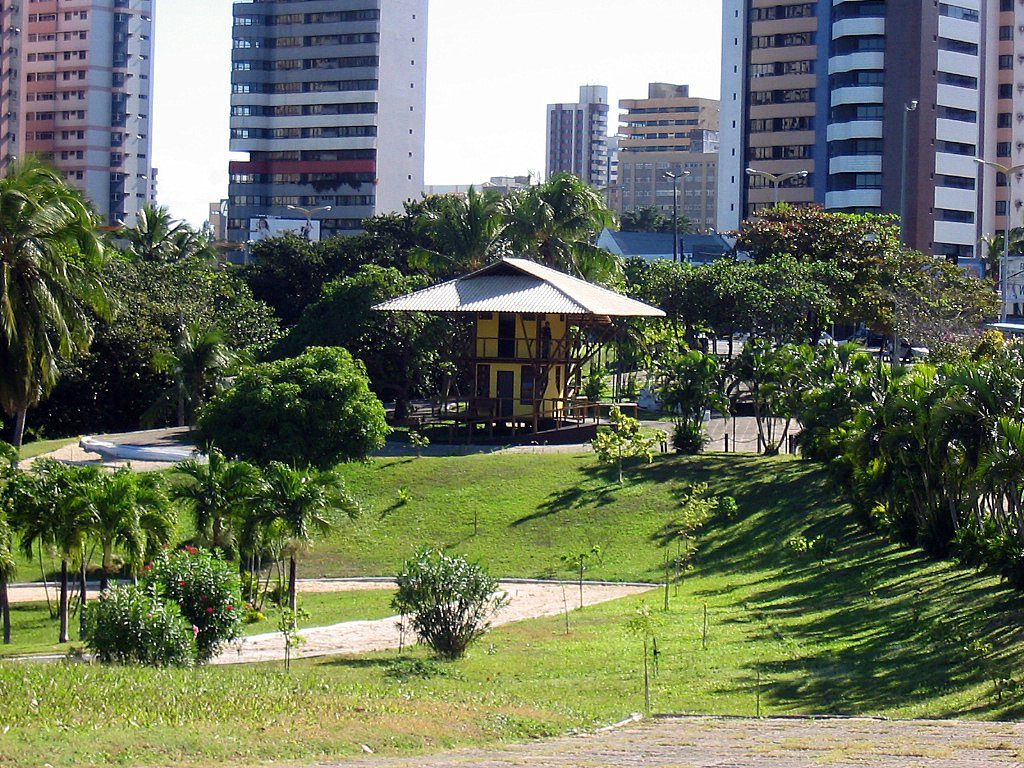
583 366 607 402
144 546 242 663
84 585 195 667
196 346 389 469
392 548 507 659
672 421 707 455
592 405 657 483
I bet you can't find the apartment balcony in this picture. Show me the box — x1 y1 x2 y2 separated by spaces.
831 17 885 39
825 189 881 209
830 86 884 107
828 154 882 175
826 120 884 141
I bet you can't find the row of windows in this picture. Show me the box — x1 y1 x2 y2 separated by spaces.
748 173 812 189
830 172 882 190
27 51 87 62
235 33 379 48
229 195 374 207
750 115 814 133
828 138 883 157
751 32 814 49
830 104 883 122
936 208 975 223
26 110 89 121
750 144 812 160
247 148 376 161
832 1 884 20
231 125 377 140
233 56 378 71
27 71 86 83
27 31 88 42
230 172 376 185
939 71 978 89
830 70 884 88
234 9 380 26
832 35 884 56
27 10 88 21
625 106 701 115
751 60 813 77
231 102 378 117
937 105 977 123
627 119 701 127
750 3 815 21
939 37 979 55
26 130 86 141
938 3 980 22
750 87 814 106
232 79 378 94
227 218 364 232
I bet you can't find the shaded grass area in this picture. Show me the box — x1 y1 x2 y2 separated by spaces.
0 589 397 658
0 453 1022 768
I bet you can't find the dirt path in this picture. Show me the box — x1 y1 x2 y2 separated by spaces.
316 715 1024 768
212 581 654 665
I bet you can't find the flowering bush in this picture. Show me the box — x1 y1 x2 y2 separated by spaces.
145 547 243 663
84 585 195 667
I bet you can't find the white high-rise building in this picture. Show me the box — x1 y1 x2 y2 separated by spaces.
227 0 428 242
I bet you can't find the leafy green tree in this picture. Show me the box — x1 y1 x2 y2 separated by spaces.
171 448 262 555
197 347 389 469
9 460 99 642
729 340 809 455
655 345 728 454
393 548 507 659
28 256 279 437
277 265 447 419
505 173 620 282
150 323 237 427
81 468 174 591
619 206 692 234
592 405 657 483
121 204 214 263
258 463 359 611
0 158 109 448
411 186 507 275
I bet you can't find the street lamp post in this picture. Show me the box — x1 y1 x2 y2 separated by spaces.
899 100 918 245
974 158 1024 323
664 171 690 263
286 204 333 239
744 168 809 208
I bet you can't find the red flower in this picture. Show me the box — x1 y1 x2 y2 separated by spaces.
205 607 214 614
142 563 153 573
226 605 234 611
182 545 199 556
178 580 186 587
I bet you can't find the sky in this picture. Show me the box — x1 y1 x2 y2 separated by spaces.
152 1 723 226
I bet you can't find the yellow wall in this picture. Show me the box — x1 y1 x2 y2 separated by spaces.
473 312 571 419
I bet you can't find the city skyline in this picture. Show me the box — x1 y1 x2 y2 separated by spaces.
152 0 722 226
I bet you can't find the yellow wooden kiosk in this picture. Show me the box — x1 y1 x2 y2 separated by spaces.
374 258 665 438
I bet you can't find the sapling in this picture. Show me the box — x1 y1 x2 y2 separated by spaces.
626 603 663 715
561 545 602 609
278 606 307 671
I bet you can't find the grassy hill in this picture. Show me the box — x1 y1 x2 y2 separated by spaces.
1 452 1022 768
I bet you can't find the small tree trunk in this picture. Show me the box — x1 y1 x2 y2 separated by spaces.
288 555 298 613
100 543 112 592
177 385 187 429
11 406 27 451
59 559 69 644
79 561 87 638
1 575 10 645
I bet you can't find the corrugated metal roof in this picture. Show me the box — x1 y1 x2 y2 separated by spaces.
374 258 666 317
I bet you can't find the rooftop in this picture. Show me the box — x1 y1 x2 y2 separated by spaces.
373 258 665 318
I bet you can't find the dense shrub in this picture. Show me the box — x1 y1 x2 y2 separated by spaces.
392 549 506 659
196 346 389 469
145 546 242 663
84 585 194 667
672 422 707 455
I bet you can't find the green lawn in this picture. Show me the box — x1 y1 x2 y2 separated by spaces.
0 452 1022 768
16 436 76 461
0 589 398 658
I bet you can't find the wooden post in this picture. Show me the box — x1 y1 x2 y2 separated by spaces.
702 603 708 650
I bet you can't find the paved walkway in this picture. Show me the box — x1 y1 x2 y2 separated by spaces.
212 580 654 665
320 715 1024 768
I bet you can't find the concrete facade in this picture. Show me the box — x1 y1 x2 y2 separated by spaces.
545 84 609 187
1 0 155 225
227 0 427 243
616 83 720 233
718 0 990 261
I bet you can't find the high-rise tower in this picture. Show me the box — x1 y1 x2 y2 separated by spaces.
546 85 610 187
1 0 155 225
227 0 427 243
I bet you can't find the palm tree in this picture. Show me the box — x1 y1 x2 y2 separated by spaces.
504 174 620 283
150 323 237 427
411 187 508 275
82 468 175 591
171 448 261 555
122 203 215 263
10 460 98 642
259 463 359 612
980 227 1024 282
0 158 109 449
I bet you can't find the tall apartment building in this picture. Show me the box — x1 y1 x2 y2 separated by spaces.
545 85 610 187
1 0 155 225
616 83 720 232
986 0 1024 240
719 0 993 261
227 0 427 243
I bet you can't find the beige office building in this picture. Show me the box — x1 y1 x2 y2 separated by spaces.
616 83 720 232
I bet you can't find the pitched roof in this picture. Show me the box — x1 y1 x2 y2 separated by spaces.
373 258 666 317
